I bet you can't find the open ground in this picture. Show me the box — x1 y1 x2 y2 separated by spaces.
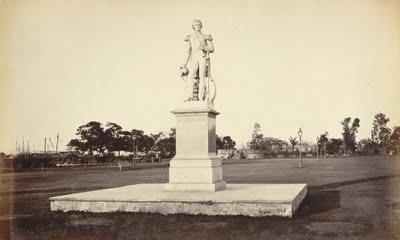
1 156 400 240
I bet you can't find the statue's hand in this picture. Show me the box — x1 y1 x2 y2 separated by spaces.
180 66 189 76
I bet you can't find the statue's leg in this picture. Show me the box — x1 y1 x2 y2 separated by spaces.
185 78 195 101
187 61 199 100
183 77 193 102
198 57 207 101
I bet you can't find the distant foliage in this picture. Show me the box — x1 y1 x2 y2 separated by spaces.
389 126 400 154
316 132 344 156
341 117 360 154
153 128 176 159
67 121 107 155
327 138 343 155
371 113 392 154
249 123 264 150
244 113 399 157
289 136 298 152
357 138 375 155
247 123 288 155
318 132 329 149
216 135 236 150
12 154 52 169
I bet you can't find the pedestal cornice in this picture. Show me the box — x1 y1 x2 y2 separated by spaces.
171 101 219 116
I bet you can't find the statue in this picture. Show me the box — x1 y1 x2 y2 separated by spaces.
180 19 216 103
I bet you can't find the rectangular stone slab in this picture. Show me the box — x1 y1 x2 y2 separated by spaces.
50 184 307 217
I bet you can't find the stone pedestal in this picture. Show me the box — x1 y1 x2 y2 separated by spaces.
164 101 226 192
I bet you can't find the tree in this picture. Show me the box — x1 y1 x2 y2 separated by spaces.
249 123 263 150
259 137 288 154
131 129 144 156
341 117 360 154
154 128 176 158
166 127 176 157
222 136 236 149
151 132 165 147
169 128 176 138
67 138 86 153
389 126 400 154
119 130 134 153
141 134 155 153
216 135 224 150
317 132 329 156
216 135 236 150
318 132 329 148
357 138 375 155
289 136 298 152
150 131 165 155
326 138 343 155
104 122 123 155
371 113 391 154
73 121 107 155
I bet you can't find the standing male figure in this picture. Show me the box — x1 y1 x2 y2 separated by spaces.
181 19 214 101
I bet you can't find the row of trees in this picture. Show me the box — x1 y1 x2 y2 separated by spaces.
248 123 289 152
313 113 399 156
67 121 176 159
313 117 361 155
67 121 238 159
248 113 400 156
67 112 399 159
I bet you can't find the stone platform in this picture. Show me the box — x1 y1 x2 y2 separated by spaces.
50 183 307 217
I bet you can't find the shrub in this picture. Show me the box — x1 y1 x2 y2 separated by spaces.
12 154 53 169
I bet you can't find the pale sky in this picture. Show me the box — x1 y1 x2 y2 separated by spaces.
1 0 399 153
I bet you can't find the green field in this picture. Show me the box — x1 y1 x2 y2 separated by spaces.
1 156 399 240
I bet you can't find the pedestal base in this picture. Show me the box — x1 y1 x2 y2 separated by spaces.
164 181 226 192
167 157 226 191
50 183 307 218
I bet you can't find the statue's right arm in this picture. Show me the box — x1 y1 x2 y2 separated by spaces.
182 36 191 67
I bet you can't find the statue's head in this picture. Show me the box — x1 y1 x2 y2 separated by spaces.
192 19 202 32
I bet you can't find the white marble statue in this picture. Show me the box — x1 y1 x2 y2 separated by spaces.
180 19 216 103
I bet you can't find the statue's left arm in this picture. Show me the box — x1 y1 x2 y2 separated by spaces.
202 35 214 53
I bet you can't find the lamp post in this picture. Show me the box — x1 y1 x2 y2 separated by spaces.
298 128 303 168
131 132 137 167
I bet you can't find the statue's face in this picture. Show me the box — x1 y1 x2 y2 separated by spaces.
193 21 202 31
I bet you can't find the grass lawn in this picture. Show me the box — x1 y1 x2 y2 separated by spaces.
1 156 399 240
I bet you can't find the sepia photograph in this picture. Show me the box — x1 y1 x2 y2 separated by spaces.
0 0 399 239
